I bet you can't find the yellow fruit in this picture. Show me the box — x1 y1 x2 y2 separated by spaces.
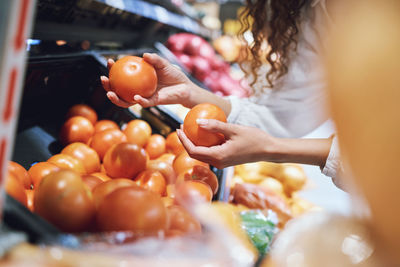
277 164 307 195
258 177 284 196
196 202 258 263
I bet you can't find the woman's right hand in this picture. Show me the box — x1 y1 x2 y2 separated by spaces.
100 53 195 108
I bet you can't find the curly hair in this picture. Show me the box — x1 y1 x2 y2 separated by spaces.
239 0 309 89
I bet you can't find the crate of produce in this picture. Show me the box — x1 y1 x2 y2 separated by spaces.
5 50 230 243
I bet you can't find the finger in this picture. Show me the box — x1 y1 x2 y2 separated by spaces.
143 53 169 70
107 59 115 70
100 76 111 92
177 129 224 167
133 95 158 108
196 119 235 138
106 92 133 108
177 129 209 155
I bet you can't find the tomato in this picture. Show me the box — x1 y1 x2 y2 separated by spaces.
157 153 175 165
183 103 227 147
109 56 157 102
82 175 103 191
28 162 60 189
166 132 185 155
25 189 34 212
5 173 28 207
8 161 32 189
90 172 112 182
92 178 136 208
135 170 166 196
123 119 152 147
94 120 119 133
167 205 201 234
66 104 98 125
161 197 174 207
61 142 101 174
147 160 176 184
100 164 106 173
103 143 147 179
34 170 95 232
145 134 166 159
59 116 94 145
90 129 127 160
174 180 213 207
177 165 219 195
47 154 86 175
96 186 167 234
173 151 209 174
86 136 92 146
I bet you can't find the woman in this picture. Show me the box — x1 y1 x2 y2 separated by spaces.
101 0 341 182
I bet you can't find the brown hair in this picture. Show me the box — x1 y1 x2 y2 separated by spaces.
239 0 309 89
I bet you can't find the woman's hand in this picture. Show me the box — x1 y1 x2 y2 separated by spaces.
177 119 280 169
177 119 333 169
101 53 196 108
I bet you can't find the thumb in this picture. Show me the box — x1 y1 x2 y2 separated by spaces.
196 119 235 138
107 59 115 70
143 53 169 70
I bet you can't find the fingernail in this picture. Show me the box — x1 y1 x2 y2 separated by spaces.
196 119 208 126
100 76 105 82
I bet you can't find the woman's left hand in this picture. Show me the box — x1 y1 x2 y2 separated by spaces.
177 119 279 169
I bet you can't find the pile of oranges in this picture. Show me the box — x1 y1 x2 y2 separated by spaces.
6 104 219 237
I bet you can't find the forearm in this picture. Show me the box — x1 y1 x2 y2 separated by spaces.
267 137 333 168
185 83 232 116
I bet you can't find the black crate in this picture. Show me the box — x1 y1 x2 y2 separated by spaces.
5 51 229 243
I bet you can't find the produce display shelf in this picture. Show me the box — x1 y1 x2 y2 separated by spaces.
94 0 216 39
33 0 218 45
5 50 230 243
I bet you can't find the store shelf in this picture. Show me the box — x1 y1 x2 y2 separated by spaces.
94 0 217 39
33 0 218 46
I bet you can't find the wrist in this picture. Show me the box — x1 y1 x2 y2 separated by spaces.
183 83 203 108
183 83 232 116
259 135 285 162
263 137 333 167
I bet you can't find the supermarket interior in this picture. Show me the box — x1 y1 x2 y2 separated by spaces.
0 0 399 266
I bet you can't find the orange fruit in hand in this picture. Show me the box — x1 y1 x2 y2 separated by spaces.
183 103 227 147
109 56 157 102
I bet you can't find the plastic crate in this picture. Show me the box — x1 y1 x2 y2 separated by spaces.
5 50 229 243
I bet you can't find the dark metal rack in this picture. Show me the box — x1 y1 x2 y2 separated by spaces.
33 0 219 49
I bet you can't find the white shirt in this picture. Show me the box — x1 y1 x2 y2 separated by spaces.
226 0 342 180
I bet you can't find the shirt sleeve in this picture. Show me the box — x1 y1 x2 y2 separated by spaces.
321 135 345 188
226 77 328 138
